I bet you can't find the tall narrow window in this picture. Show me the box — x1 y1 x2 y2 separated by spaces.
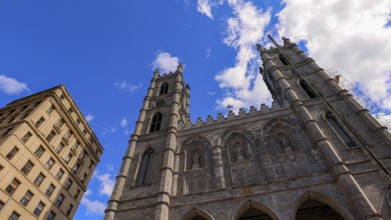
34 173 45 186
21 160 34 175
159 83 169 95
66 204 74 216
55 194 65 207
149 113 162 132
46 211 56 220
64 178 73 190
34 117 45 128
300 80 318 99
326 112 357 148
20 190 33 206
8 211 20 220
45 158 55 170
46 130 56 142
33 201 45 217
6 147 19 160
55 169 64 180
136 148 155 185
74 189 81 199
21 132 32 143
45 184 56 197
279 54 289 65
34 145 45 158
6 178 20 195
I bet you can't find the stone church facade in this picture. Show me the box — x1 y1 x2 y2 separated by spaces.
104 37 391 220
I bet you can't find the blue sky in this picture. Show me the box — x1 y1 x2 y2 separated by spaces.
1 0 391 219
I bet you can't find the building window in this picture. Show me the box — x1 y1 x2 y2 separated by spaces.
45 184 56 197
88 161 95 169
136 148 155 186
159 83 169 95
3 127 14 136
46 212 56 220
279 54 289 65
55 194 65 207
64 178 73 190
34 101 42 107
76 119 81 125
47 105 55 114
74 189 81 199
21 111 31 119
57 118 65 127
46 130 56 142
34 173 45 186
0 164 3 172
66 204 74 216
8 116 16 124
34 145 45 158
80 150 88 159
68 107 73 114
20 190 33 206
326 111 357 148
65 153 73 164
33 201 45 217
0 200 4 211
300 80 318 99
66 131 73 139
21 160 34 175
21 132 32 143
73 163 80 174
82 129 87 136
34 117 45 128
5 178 20 195
8 211 20 220
45 158 55 170
149 113 162 132
72 141 80 150
59 95 65 100
55 169 64 180
81 173 87 183
55 143 65 153
46 211 56 220
6 147 19 160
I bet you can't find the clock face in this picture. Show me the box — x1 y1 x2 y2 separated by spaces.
156 99 165 106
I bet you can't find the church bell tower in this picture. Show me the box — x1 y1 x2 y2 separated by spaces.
105 64 190 220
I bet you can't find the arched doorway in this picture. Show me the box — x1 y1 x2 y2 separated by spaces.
238 208 273 220
295 199 344 220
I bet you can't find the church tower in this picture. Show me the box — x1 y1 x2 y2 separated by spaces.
105 64 190 220
105 37 391 220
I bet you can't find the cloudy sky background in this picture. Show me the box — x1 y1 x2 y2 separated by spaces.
0 0 390 219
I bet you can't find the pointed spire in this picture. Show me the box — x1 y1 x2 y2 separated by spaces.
256 43 267 55
176 63 184 74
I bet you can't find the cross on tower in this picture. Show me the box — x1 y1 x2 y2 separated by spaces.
226 104 233 111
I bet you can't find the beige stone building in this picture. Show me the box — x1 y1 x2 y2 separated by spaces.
105 37 391 220
0 85 103 220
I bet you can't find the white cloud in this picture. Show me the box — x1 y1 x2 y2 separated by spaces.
205 46 212 59
276 0 391 109
81 197 106 216
197 0 213 19
214 0 272 111
115 81 142 92
102 127 116 135
84 189 93 196
0 75 29 95
208 91 216 95
152 52 180 74
120 118 127 128
94 170 115 197
85 113 95 122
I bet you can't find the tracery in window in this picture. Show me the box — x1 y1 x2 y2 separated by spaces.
300 80 318 99
159 83 169 95
326 112 356 148
136 148 154 185
150 113 162 132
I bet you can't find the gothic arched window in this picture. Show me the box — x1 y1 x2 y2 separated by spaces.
160 83 169 95
150 113 162 132
136 148 155 185
279 54 289 65
300 80 318 99
326 112 356 148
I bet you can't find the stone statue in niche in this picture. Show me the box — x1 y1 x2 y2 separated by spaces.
280 136 293 152
234 142 245 161
192 151 200 169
